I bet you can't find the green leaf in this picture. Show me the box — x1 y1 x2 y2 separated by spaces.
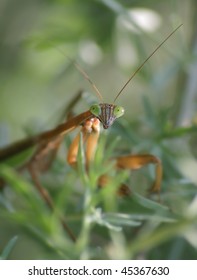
0 236 18 260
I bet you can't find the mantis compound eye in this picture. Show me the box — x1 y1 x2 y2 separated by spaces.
113 106 124 118
90 104 101 117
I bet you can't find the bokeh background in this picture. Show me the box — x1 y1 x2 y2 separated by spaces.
0 0 197 259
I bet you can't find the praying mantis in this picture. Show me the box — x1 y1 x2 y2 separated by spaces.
0 25 182 241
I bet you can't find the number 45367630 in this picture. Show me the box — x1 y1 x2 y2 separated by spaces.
120 266 170 276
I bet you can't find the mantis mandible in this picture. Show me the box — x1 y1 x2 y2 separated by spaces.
0 24 182 241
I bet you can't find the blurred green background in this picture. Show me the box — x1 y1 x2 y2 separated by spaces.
0 0 197 259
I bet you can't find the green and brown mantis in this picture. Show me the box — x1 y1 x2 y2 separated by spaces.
0 25 182 241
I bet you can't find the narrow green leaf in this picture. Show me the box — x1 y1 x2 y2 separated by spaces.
0 236 18 260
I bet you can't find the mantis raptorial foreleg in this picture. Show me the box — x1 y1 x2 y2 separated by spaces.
66 117 132 195
67 117 100 169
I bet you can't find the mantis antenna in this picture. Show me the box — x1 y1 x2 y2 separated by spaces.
50 24 182 104
47 41 104 103
72 60 104 103
113 24 183 103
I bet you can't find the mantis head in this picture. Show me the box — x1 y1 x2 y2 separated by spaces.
90 103 124 129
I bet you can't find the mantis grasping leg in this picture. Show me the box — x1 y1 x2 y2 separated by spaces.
67 117 100 169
